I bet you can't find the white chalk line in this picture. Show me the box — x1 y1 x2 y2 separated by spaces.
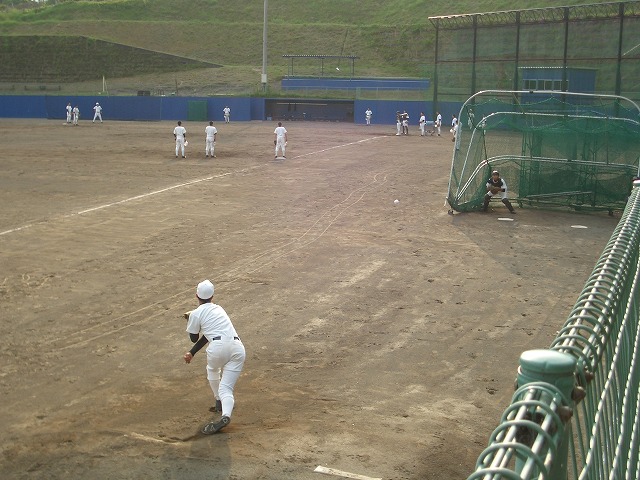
1 136 384 238
314 465 382 480
0 169 250 237
293 136 386 159
50 139 387 349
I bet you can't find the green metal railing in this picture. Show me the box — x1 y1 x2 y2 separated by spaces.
468 180 640 479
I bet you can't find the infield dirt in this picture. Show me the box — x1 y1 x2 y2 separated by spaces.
0 119 617 479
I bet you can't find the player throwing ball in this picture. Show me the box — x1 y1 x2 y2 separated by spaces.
183 280 246 434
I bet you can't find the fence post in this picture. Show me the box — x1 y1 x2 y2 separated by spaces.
516 349 576 479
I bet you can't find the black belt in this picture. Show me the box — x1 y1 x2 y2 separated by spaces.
211 336 239 341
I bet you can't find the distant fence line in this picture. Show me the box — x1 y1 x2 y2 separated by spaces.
0 94 462 126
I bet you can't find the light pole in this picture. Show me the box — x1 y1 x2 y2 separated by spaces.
262 0 268 92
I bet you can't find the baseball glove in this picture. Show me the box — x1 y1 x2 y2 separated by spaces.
274 140 277 145
490 187 501 194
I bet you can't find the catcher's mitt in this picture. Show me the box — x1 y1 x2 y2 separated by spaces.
490 187 501 194
274 140 277 145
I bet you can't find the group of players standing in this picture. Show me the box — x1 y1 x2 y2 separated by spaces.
65 101 103 125
172 108 289 160
172 107 232 158
172 120 218 159
362 108 457 140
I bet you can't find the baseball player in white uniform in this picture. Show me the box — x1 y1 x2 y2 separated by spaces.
223 106 231 123
401 111 409 135
365 108 372 125
72 105 80 126
174 121 187 158
396 111 402 135
451 115 458 142
436 112 442 136
205 121 217 158
183 279 246 434
66 102 72 124
92 102 103 123
419 112 426 136
274 122 287 158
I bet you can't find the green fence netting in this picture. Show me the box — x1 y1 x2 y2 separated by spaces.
467 179 640 479
446 90 640 215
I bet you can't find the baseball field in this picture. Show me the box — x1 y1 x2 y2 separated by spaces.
0 119 617 479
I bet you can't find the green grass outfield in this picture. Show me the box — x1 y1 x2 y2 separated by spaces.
0 0 611 96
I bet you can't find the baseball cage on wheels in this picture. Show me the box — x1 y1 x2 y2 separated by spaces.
445 90 640 215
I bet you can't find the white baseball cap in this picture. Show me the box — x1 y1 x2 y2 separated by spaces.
96 102 99 105
196 280 214 299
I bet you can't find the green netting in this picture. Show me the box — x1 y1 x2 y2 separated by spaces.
446 91 640 213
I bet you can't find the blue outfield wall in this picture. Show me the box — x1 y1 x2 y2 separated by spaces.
0 95 462 126
39 96 253 122
0 95 49 118
353 100 464 127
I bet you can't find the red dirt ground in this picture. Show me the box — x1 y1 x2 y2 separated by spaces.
0 119 618 479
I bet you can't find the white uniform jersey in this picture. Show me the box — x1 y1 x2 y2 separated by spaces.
174 125 186 140
205 125 217 138
274 126 287 138
186 303 238 342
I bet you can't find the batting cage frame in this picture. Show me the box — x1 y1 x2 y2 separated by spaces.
445 90 640 214
429 1 640 109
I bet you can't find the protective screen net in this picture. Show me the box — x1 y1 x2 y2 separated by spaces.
446 91 640 213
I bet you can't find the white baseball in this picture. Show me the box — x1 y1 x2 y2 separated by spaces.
394 199 399 205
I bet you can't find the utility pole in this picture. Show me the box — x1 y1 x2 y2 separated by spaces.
262 0 268 92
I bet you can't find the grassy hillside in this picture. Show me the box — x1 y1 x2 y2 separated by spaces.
0 0 604 96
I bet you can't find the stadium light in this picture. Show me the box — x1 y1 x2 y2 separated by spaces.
262 0 268 92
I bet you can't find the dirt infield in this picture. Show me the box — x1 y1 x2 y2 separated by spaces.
0 119 619 479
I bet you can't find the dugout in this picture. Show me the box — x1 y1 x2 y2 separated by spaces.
265 99 354 122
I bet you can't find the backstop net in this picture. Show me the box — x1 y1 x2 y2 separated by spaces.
429 2 640 106
446 90 640 214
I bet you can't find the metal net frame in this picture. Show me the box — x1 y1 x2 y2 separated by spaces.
446 90 640 214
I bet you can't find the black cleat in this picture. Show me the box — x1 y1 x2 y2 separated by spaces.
209 399 222 413
202 416 230 435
